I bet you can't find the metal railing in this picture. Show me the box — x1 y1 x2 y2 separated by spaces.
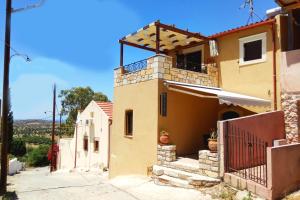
124 58 148 74
224 122 268 187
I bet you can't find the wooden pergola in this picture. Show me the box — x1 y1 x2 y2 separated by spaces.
119 20 208 66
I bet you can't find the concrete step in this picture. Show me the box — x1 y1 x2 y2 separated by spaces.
154 175 194 189
152 165 220 189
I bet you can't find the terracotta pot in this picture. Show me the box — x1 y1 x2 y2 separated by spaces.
208 139 218 152
160 134 169 145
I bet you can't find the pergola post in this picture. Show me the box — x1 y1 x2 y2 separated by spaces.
156 24 160 54
120 42 124 66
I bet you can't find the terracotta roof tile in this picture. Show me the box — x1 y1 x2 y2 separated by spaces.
95 102 113 120
208 18 275 39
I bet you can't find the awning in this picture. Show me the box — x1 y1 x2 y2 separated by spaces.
164 81 271 107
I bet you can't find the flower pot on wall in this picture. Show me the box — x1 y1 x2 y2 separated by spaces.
159 134 169 145
208 139 217 152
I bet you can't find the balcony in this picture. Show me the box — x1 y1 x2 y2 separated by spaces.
114 54 218 87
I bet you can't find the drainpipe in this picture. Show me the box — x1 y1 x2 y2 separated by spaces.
271 20 278 111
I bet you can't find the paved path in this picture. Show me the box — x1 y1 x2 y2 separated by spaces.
7 167 213 200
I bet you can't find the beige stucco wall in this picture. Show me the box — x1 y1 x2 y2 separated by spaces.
280 49 300 93
58 101 110 170
216 20 282 112
109 80 159 178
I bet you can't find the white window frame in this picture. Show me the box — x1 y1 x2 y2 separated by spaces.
239 32 267 66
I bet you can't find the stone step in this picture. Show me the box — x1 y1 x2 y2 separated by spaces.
152 165 220 189
153 175 194 189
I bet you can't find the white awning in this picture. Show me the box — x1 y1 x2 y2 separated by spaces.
164 81 271 107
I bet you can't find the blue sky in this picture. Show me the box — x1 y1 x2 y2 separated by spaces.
0 0 277 119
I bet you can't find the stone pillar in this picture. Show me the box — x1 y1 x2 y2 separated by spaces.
199 150 220 178
281 93 300 143
157 144 176 165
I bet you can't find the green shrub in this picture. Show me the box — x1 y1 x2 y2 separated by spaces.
27 144 50 167
10 139 26 157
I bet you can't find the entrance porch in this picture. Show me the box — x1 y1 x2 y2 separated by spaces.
153 81 271 189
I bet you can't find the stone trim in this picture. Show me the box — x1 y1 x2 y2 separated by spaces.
157 144 176 165
281 92 300 143
114 55 218 87
198 150 220 178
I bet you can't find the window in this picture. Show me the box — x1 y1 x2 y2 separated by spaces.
125 110 133 136
94 139 99 152
83 136 88 151
160 93 167 117
176 51 204 73
239 32 267 66
90 112 94 118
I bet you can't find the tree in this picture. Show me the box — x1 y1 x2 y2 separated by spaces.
59 87 109 125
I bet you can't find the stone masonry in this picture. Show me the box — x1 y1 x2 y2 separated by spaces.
114 55 218 88
281 92 300 143
157 144 176 166
198 150 220 178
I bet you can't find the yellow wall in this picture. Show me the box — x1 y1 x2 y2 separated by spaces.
109 80 159 178
216 22 281 112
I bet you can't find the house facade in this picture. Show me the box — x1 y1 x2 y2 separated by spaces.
110 1 300 182
58 101 113 170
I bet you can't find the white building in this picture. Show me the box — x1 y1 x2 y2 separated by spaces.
58 101 113 170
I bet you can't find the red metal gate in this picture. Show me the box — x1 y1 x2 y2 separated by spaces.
224 122 268 186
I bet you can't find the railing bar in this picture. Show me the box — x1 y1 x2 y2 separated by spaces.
242 131 247 177
234 125 237 174
265 142 268 187
238 127 241 177
250 132 253 180
255 135 258 183
230 125 234 172
259 138 262 184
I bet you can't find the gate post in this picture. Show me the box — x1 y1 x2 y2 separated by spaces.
218 121 228 178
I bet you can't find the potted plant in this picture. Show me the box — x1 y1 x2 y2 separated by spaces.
208 128 218 152
159 130 169 145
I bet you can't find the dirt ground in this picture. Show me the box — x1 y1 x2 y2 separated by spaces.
6 167 219 200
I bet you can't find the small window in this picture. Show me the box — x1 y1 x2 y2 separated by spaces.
244 40 262 61
94 139 99 152
83 136 88 151
125 110 133 136
239 32 266 65
90 112 94 118
160 93 167 117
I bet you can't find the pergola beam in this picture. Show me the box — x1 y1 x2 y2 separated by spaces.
156 24 160 54
154 21 207 40
119 40 166 54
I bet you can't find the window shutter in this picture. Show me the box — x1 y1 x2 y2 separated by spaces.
160 93 167 117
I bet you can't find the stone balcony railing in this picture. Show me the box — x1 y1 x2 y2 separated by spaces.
114 55 218 87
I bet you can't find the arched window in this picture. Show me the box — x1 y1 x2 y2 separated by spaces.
222 111 240 120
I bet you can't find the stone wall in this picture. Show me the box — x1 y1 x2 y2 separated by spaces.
281 92 300 143
114 55 218 88
198 150 220 178
157 144 176 165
